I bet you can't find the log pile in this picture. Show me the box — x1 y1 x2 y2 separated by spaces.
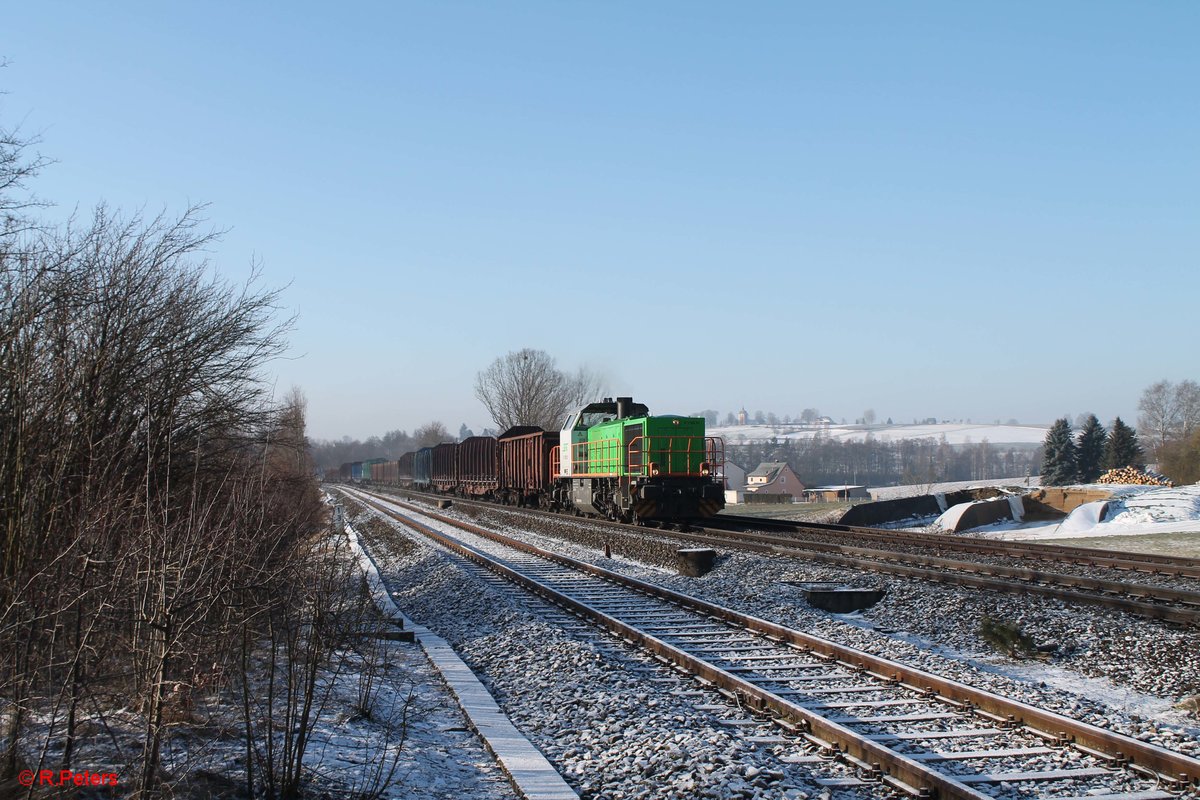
1096 467 1172 487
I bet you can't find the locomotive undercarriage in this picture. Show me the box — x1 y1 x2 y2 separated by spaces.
559 476 723 523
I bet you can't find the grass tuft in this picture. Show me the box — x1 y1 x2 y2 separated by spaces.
979 616 1041 659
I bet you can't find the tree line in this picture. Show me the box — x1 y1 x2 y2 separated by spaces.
311 422 450 471
313 348 604 471
1039 379 1200 486
726 433 1040 488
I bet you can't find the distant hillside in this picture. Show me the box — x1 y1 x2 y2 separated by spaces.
710 422 1048 447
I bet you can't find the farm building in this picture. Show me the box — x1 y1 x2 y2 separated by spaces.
745 462 805 499
803 485 870 502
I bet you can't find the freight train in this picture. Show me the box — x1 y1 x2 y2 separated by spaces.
339 397 725 523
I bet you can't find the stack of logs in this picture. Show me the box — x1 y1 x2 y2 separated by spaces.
1096 467 1172 487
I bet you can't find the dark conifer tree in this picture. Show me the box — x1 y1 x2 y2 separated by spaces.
1104 417 1144 470
1040 417 1078 485
1075 414 1106 483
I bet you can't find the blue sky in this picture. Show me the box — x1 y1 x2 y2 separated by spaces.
5 2 1197 439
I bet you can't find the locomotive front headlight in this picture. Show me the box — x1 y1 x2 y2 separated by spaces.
700 461 710 476
650 462 660 476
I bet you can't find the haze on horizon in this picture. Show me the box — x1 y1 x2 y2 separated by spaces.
5 2 1196 441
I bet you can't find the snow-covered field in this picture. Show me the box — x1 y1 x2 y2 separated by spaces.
711 421 1049 446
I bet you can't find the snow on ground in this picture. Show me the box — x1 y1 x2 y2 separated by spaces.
18 623 518 800
836 616 1196 731
277 635 519 800
711 421 1049 446
1107 483 1200 526
968 483 1200 541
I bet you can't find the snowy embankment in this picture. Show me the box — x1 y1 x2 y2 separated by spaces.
976 483 1200 541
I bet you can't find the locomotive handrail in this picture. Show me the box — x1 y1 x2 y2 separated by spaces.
550 440 623 477
626 435 724 478
571 436 623 477
553 436 725 479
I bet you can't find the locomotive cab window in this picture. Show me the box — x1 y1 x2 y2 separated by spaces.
579 411 610 428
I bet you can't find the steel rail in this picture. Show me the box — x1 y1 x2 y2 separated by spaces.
350 491 988 798
714 514 1200 576
351 482 1200 574
355 482 1200 575
359 486 1200 627
346 488 1200 796
670 527 1200 627
686 527 1200 612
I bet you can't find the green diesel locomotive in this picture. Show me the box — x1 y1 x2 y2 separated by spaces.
554 397 725 523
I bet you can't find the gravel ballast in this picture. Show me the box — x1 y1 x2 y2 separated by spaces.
367 491 1200 760
342 493 886 800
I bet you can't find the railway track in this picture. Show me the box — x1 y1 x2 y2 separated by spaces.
343 487 1200 800
712 514 1200 579
354 486 1200 628
684 522 1200 628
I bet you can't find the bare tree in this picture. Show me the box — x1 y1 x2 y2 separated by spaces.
0 204 328 796
1138 380 1181 454
863 409 877 427
1178 380 1200 441
563 364 606 411
474 348 599 431
310 429 415 469
0 66 51 238
413 421 449 447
